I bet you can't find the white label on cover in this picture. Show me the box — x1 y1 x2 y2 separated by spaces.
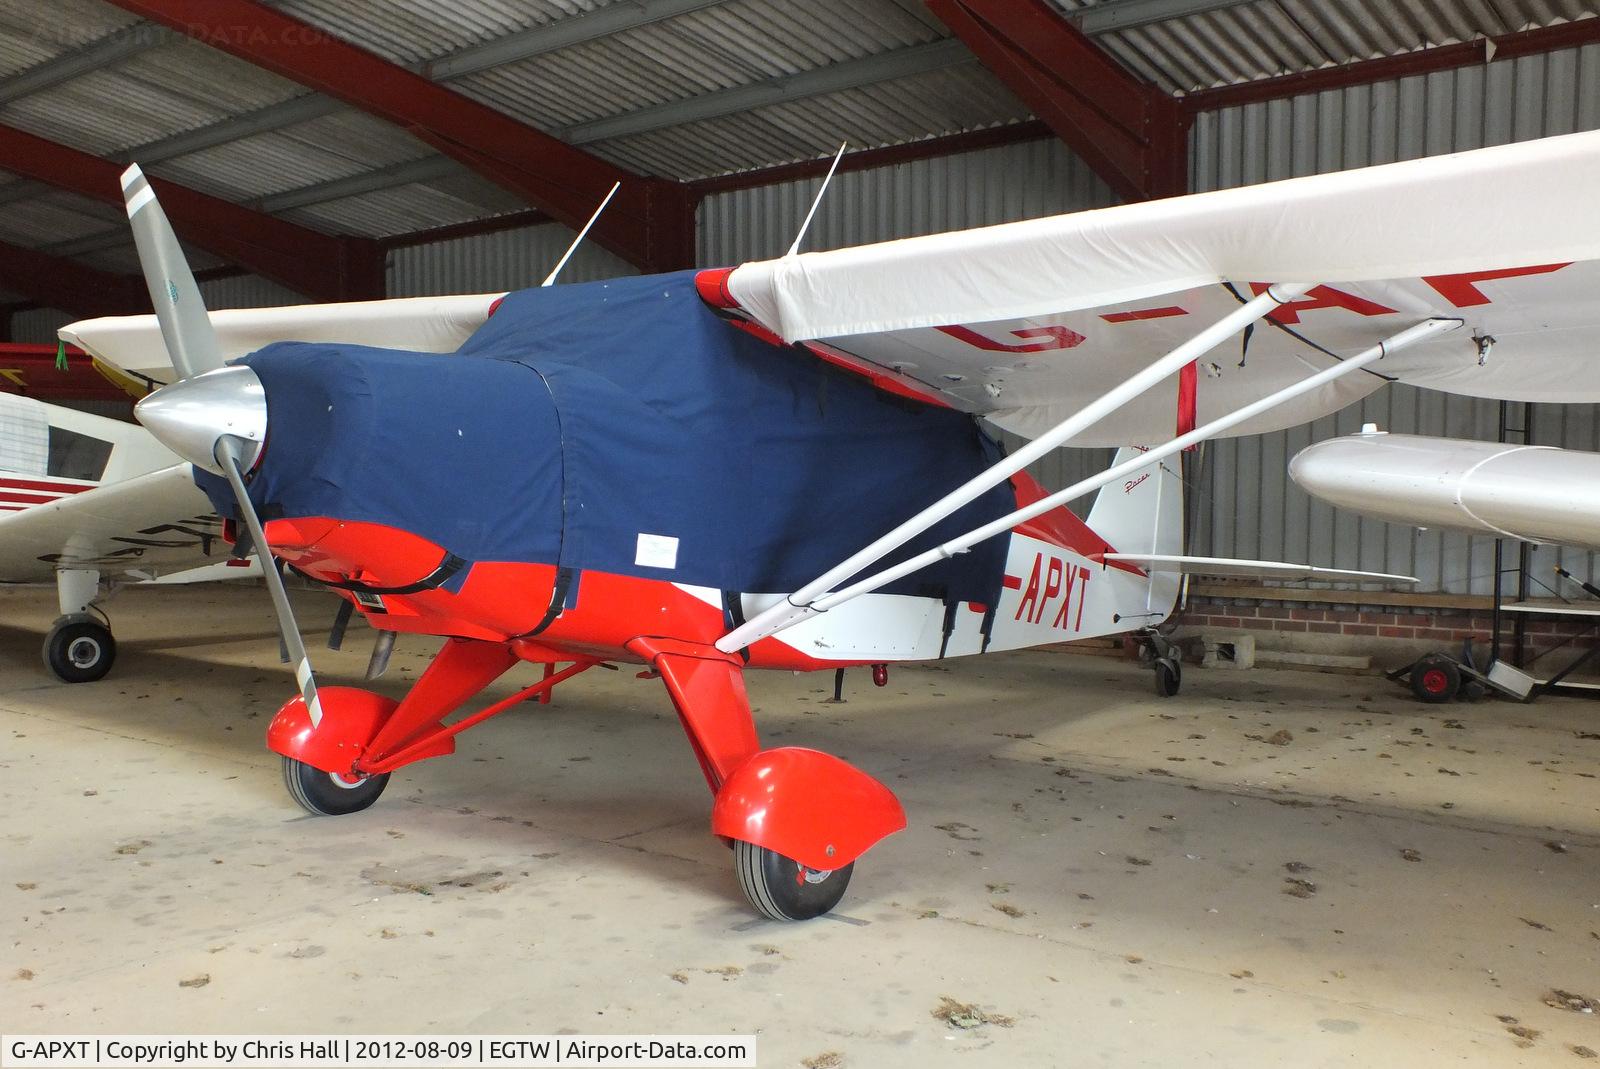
635 533 679 570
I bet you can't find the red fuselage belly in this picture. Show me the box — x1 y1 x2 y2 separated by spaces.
261 469 1103 672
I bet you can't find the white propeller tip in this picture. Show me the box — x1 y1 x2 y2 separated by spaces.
120 163 145 190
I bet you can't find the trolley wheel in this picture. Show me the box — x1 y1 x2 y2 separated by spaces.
1410 654 1461 704
1154 657 1181 698
734 840 853 921
282 757 389 816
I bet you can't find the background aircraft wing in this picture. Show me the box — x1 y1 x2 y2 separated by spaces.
59 292 505 388
0 463 223 584
713 130 1600 445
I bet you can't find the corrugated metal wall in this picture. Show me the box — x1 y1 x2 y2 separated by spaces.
1190 43 1600 594
9 273 305 345
387 222 638 297
697 137 1115 266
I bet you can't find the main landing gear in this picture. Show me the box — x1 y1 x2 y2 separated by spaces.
262 634 906 920
42 570 116 683
735 840 853 921
282 757 390 816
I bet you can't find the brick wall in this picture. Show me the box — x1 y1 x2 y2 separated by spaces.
1176 594 1600 666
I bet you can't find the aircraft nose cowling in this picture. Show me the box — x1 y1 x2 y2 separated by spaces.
134 364 267 475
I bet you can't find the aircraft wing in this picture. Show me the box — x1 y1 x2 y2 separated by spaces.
60 293 505 388
1101 553 1416 586
712 130 1600 445
0 463 224 584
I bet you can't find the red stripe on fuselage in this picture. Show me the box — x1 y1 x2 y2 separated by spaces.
1008 470 1146 576
0 490 61 504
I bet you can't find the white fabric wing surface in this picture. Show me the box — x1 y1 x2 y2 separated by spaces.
0 464 217 583
723 130 1600 444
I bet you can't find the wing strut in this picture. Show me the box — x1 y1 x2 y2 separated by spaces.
717 301 1459 653
717 281 1313 651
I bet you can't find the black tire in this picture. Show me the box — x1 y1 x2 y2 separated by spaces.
1154 657 1181 698
42 620 115 683
734 840 853 921
1410 655 1461 704
282 756 389 816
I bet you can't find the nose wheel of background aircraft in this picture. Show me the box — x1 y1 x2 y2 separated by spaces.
42 617 116 684
282 757 390 816
734 840 854 921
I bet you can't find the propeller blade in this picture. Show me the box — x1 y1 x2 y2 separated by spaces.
121 163 223 382
215 436 323 727
123 165 316 723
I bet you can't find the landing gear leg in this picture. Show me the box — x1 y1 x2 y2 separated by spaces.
42 570 115 683
1139 628 1182 698
627 638 905 921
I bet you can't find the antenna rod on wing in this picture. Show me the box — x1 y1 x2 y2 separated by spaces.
542 181 621 287
786 142 848 258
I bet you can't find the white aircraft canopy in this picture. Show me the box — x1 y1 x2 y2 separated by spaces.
720 129 1600 444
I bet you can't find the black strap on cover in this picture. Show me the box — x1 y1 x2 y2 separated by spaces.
526 567 577 636
288 552 467 597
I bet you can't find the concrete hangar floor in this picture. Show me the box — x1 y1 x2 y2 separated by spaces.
1 582 1596 1066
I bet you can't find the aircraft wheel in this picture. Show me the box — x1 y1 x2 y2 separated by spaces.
1154 657 1181 698
42 620 116 683
282 757 389 816
734 839 853 921
1410 655 1461 704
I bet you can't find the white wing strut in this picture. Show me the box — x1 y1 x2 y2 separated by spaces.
716 282 1313 652
716 312 1460 653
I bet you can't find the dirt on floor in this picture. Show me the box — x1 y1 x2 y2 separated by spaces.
2 583 1597 1067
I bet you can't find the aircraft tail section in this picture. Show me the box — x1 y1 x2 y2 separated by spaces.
1086 447 1183 558
1086 446 1184 618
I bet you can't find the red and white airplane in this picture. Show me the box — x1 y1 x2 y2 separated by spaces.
30 130 1600 921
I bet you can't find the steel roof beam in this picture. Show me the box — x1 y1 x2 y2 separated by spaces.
0 26 168 106
927 0 1188 200
105 0 694 272
0 123 381 301
10 1 732 195
0 239 145 318
1072 0 1260 35
424 0 730 80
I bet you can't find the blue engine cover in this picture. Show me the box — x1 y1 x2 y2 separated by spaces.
197 270 1012 604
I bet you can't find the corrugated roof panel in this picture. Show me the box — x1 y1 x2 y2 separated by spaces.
153 109 435 204
447 0 948 131
591 64 1029 179
276 0 598 67
1051 0 1600 93
0 190 116 246
278 183 507 237
0 0 141 79
0 39 306 157
112 37 310 120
